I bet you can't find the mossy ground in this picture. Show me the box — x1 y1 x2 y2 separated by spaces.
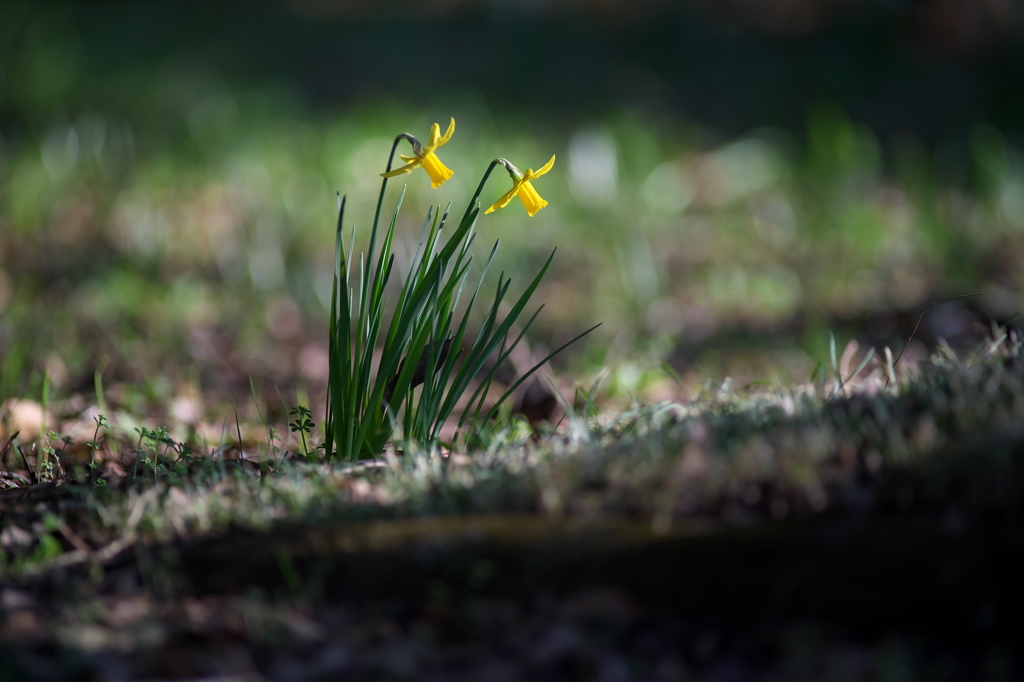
2 334 1023 680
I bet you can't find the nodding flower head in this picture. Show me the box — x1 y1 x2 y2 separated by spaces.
381 118 456 188
485 155 556 217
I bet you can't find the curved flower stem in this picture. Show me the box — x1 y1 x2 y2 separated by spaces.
338 132 415 439
367 134 414 282
357 132 418 343
461 159 502 226
374 134 417 227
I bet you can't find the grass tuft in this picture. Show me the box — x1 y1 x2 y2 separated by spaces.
323 135 595 461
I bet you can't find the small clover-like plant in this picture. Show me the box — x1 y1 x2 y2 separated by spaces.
86 413 109 476
130 426 174 481
37 431 70 482
289 406 315 460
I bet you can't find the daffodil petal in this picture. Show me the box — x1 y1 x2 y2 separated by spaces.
427 122 441 150
399 154 418 163
484 184 522 214
530 154 556 179
438 117 455 146
381 159 421 177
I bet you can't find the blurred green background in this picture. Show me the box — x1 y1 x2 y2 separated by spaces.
2 0 1023 422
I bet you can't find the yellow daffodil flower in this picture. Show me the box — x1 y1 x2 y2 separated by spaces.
381 118 456 188
484 155 556 217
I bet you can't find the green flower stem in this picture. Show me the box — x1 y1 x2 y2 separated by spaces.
363 134 410 323
461 159 502 226
372 134 413 238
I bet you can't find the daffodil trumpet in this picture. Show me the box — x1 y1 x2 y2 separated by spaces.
380 118 456 188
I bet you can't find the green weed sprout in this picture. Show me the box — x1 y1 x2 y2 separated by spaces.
289 405 315 460
86 413 108 473
324 118 597 461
